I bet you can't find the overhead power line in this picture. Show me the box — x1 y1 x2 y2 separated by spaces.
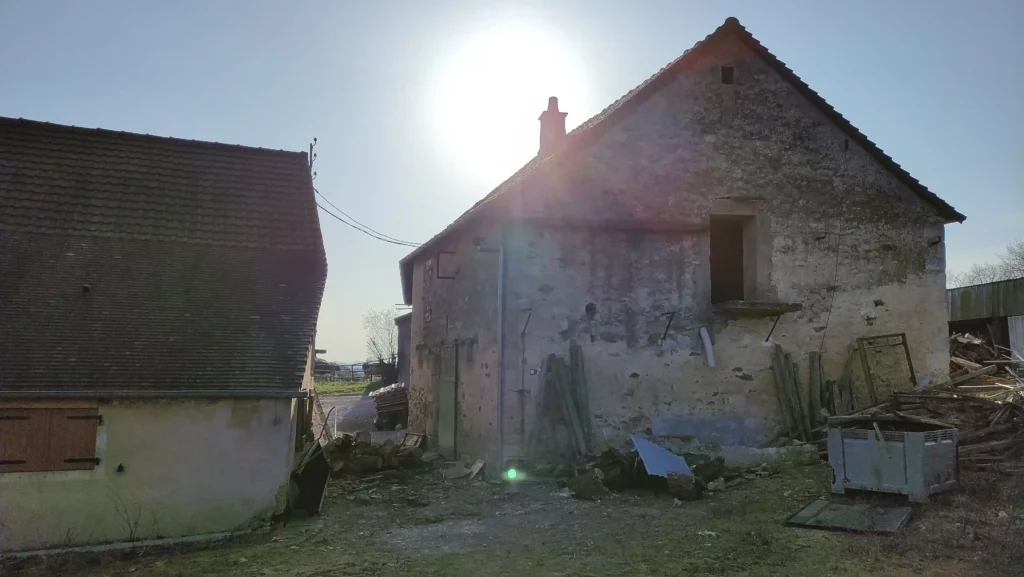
307 137 421 248
314 188 420 247
315 201 419 246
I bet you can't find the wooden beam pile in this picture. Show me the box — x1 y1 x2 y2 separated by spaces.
772 338 1024 473
371 382 409 430
770 345 857 441
849 389 1024 472
528 342 592 459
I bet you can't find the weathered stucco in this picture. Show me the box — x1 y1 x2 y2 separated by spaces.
407 30 951 466
0 398 296 553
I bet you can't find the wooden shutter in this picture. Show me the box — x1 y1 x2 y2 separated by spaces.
0 408 50 473
46 408 101 471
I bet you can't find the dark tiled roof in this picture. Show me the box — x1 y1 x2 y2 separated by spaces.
399 17 964 303
0 117 327 396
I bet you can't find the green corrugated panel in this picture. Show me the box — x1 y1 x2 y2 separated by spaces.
947 277 1024 321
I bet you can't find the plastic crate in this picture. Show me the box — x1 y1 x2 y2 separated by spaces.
828 426 958 503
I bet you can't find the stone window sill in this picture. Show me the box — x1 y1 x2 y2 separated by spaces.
712 300 803 318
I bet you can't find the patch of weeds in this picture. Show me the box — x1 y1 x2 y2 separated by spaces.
314 380 374 395
750 525 779 547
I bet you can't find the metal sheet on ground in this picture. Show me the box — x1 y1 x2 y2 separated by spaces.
631 435 692 478
786 499 913 534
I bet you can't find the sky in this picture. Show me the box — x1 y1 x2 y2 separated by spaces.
2 0 1021 362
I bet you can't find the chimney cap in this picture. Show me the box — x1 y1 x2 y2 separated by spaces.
539 96 568 122
539 96 568 155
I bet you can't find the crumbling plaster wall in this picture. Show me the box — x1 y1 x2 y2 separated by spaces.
0 398 296 553
408 221 501 463
500 32 950 452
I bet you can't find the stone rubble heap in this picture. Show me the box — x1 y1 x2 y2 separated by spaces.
554 445 777 502
324 431 426 477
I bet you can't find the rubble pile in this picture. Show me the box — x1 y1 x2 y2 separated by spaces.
557 444 775 501
323 431 426 477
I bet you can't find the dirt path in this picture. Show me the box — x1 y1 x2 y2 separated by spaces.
18 464 1023 577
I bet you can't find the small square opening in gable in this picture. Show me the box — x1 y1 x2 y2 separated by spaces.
437 251 457 279
721 65 735 85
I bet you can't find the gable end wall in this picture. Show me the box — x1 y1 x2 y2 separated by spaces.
498 32 949 456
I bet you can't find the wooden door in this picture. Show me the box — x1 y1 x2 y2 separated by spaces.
436 344 458 459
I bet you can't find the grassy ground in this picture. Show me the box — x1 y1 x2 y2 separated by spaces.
313 380 386 396
9 461 1022 576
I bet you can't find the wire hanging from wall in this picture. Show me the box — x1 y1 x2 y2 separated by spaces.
817 137 851 353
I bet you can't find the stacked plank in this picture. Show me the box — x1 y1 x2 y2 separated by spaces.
770 345 811 441
770 345 855 441
527 342 592 459
371 382 408 430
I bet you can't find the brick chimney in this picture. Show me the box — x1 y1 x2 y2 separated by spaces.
538 96 567 156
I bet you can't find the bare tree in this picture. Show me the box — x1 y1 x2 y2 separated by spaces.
948 239 1024 288
363 309 398 383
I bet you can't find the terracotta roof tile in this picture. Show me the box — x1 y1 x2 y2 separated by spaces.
0 117 327 396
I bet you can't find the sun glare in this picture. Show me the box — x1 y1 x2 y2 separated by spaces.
429 16 591 188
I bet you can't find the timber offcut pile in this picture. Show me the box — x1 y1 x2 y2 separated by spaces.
838 335 1024 473
951 333 1003 365
949 333 1024 399
773 333 1024 473
848 390 1024 473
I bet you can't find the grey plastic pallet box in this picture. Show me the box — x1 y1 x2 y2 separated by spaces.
828 426 958 503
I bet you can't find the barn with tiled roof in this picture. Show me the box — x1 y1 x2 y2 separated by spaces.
0 117 327 552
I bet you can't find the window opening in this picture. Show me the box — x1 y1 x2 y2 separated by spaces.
710 217 745 303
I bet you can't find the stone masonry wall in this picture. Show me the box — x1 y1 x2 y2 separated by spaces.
498 30 950 454
408 221 501 463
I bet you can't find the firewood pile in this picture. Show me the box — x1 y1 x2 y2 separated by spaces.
323 431 427 477
370 382 408 430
